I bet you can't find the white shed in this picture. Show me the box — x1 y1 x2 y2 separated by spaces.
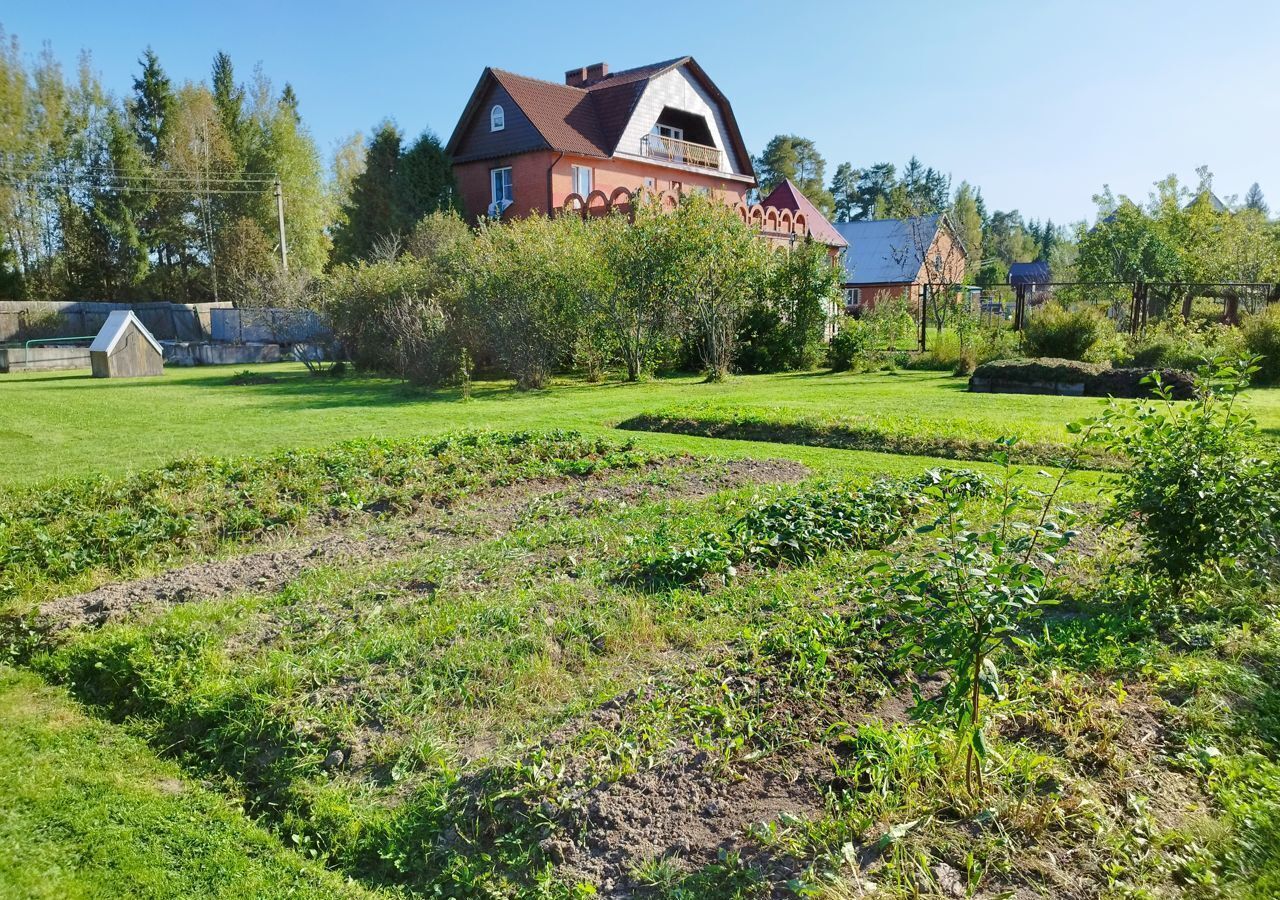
90 310 164 378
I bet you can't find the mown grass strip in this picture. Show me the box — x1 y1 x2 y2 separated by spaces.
618 405 1121 470
0 666 378 900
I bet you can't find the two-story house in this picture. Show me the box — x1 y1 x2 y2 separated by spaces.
447 57 758 222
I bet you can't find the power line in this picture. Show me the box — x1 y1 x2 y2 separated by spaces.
0 176 274 196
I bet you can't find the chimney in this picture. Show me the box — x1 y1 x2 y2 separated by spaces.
565 63 608 87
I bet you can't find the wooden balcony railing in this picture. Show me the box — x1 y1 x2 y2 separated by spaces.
640 134 721 170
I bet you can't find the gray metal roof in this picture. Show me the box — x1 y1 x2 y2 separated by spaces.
1009 261 1050 286
833 215 941 284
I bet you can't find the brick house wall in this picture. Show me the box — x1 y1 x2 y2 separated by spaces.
454 152 751 222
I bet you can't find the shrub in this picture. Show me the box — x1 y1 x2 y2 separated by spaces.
1242 305 1280 384
1021 302 1116 361
322 256 461 384
1121 319 1242 372
735 304 791 374
1091 355 1279 587
827 318 874 372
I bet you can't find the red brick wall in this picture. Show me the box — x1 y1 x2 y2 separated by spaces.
454 151 752 223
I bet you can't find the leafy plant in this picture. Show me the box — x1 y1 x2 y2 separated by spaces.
1091 354 1279 588
872 437 1087 797
1021 302 1116 361
637 480 921 586
1241 304 1280 384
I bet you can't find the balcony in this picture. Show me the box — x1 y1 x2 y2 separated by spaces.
640 134 721 170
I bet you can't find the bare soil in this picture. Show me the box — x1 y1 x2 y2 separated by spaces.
37 457 808 633
555 746 825 897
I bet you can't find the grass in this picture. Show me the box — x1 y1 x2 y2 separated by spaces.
3 363 1280 896
0 666 378 899
9 363 1280 487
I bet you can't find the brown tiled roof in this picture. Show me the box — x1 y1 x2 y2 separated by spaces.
448 57 754 178
489 69 610 157
761 179 848 248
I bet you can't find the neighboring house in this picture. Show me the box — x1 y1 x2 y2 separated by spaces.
445 57 845 255
833 214 967 314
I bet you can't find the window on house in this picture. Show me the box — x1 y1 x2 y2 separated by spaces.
571 165 592 197
489 167 512 215
691 185 710 197
844 288 862 308
643 177 656 191
670 180 682 194
490 105 504 132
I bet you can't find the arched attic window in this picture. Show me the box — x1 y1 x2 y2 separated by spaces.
490 105 505 132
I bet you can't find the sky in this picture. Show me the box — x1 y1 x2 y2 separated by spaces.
4 0 1278 225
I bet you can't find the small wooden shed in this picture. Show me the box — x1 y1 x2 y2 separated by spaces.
90 310 164 378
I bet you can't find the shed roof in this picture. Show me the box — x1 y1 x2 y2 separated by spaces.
1009 261 1051 285
90 310 163 356
833 215 944 284
759 179 847 248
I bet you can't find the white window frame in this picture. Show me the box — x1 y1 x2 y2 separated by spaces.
652 123 683 141
571 165 593 197
490 105 505 132
844 287 862 308
489 166 512 214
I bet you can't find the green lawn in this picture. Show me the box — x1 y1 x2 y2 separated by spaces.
6 363 1276 487
0 667 379 899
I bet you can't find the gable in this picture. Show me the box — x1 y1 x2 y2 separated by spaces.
614 67 749 176
449 78 550 164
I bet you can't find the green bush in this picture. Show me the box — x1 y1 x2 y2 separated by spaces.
1092 356 1279 587
1242 305 1280 384
1021 303 1116 361
1121 319 1242 372
827 319 874 371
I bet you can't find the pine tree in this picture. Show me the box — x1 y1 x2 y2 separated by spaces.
752 135 835 216
395 130 458 227
331 121 402 263
829 162 858 222
1244 182 1268 216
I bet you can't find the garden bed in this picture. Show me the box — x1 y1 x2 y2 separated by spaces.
970 357 1197 399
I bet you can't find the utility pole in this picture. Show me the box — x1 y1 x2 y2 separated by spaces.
274 178 289 271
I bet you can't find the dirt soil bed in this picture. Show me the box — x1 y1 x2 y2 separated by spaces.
38 457 808 633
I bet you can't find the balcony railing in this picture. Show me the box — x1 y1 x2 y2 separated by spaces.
640 134 721 170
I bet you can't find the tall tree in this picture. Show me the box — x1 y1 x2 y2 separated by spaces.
1244 182 1268 216
331 121 401 263
950 181 984 269
850 162 896 220
395 129 458 227
829 162 858 223
753 134 834 216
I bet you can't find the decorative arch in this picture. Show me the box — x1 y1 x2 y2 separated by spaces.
608 186 634 218
561 192 586 217
793 213 808 237
748 204 765 227
764 208 779 232
586 189 610 217
778 209 794 234
733 202 749 223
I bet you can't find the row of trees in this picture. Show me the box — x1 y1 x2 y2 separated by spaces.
0 29 458 302
321 194 842 389
751 135 1064 287
1072 169 1279 291
752 132 1276 298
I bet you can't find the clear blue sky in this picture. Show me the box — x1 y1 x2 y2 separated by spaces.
5 0 1277 225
